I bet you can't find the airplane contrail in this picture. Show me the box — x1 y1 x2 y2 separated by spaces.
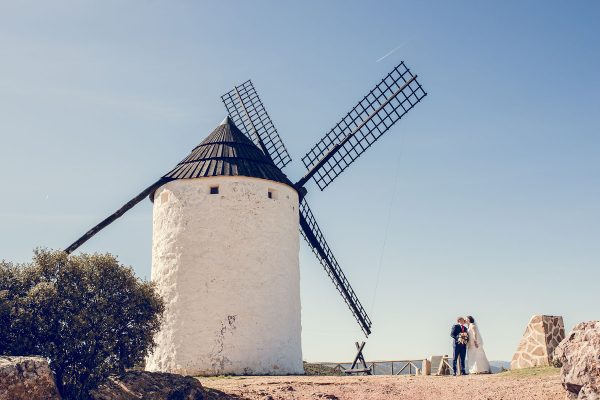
376 41 409 63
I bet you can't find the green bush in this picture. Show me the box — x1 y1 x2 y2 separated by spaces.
0 249 164 399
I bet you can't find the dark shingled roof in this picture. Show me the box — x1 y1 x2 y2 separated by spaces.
162 117 294 187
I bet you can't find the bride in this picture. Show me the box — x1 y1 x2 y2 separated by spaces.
466 315 491 374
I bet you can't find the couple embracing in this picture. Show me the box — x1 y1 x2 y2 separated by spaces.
450 316 491 375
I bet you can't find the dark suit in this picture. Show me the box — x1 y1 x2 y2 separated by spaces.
450 324 467 375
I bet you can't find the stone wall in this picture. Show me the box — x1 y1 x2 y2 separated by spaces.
511 315 565 370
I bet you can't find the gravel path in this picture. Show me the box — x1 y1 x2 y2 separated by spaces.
200 373 564 400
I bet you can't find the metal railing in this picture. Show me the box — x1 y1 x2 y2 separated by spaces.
310 355 470 376
313 360 424 376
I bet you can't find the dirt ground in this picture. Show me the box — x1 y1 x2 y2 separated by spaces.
199 369 565 400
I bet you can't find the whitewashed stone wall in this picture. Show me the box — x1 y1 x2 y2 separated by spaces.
146 176 303 376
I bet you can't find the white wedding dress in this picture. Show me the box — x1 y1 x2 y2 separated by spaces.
467 323 491 374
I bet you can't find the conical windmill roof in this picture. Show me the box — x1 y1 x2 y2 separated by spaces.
162 117 294 187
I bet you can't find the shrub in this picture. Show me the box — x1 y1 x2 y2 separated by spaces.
0 249 164 399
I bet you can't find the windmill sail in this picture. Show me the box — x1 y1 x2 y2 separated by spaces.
221 80 292 169
299 199 372 336
64 178 170 254
297 62 427 190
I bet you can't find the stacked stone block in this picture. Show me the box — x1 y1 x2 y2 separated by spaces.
511 315 565 370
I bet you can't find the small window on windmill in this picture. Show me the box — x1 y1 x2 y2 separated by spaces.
268 189 277 200
210 186 219 195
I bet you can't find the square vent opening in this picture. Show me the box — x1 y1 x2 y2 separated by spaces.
210 186 219 195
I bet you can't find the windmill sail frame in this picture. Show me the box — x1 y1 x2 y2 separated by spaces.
299 199 372 336
298 62 427 190
221 80 292 169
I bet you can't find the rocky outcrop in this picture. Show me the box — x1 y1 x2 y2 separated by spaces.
511 315 565 369
554 321 600 400
90 370 205 400
0 356 61 400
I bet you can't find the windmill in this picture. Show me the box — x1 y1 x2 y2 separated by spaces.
64 61 427 375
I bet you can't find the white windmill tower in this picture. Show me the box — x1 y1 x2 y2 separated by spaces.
64 61 426 376
146 117 303 375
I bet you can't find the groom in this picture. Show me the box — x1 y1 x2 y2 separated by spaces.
450 316 468 376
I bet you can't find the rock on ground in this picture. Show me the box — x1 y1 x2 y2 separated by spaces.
0 356 61 400
555 321 600 400
90 370 205 400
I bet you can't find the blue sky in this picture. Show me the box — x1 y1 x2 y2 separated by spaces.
1 1 598 363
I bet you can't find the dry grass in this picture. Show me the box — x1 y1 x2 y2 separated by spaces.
495 366 560 379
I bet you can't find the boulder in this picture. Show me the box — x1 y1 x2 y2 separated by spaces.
554 321 600 400
0 356 61 400
90 370 205 400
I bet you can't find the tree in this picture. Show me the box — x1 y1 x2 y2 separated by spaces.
0 250 165 399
